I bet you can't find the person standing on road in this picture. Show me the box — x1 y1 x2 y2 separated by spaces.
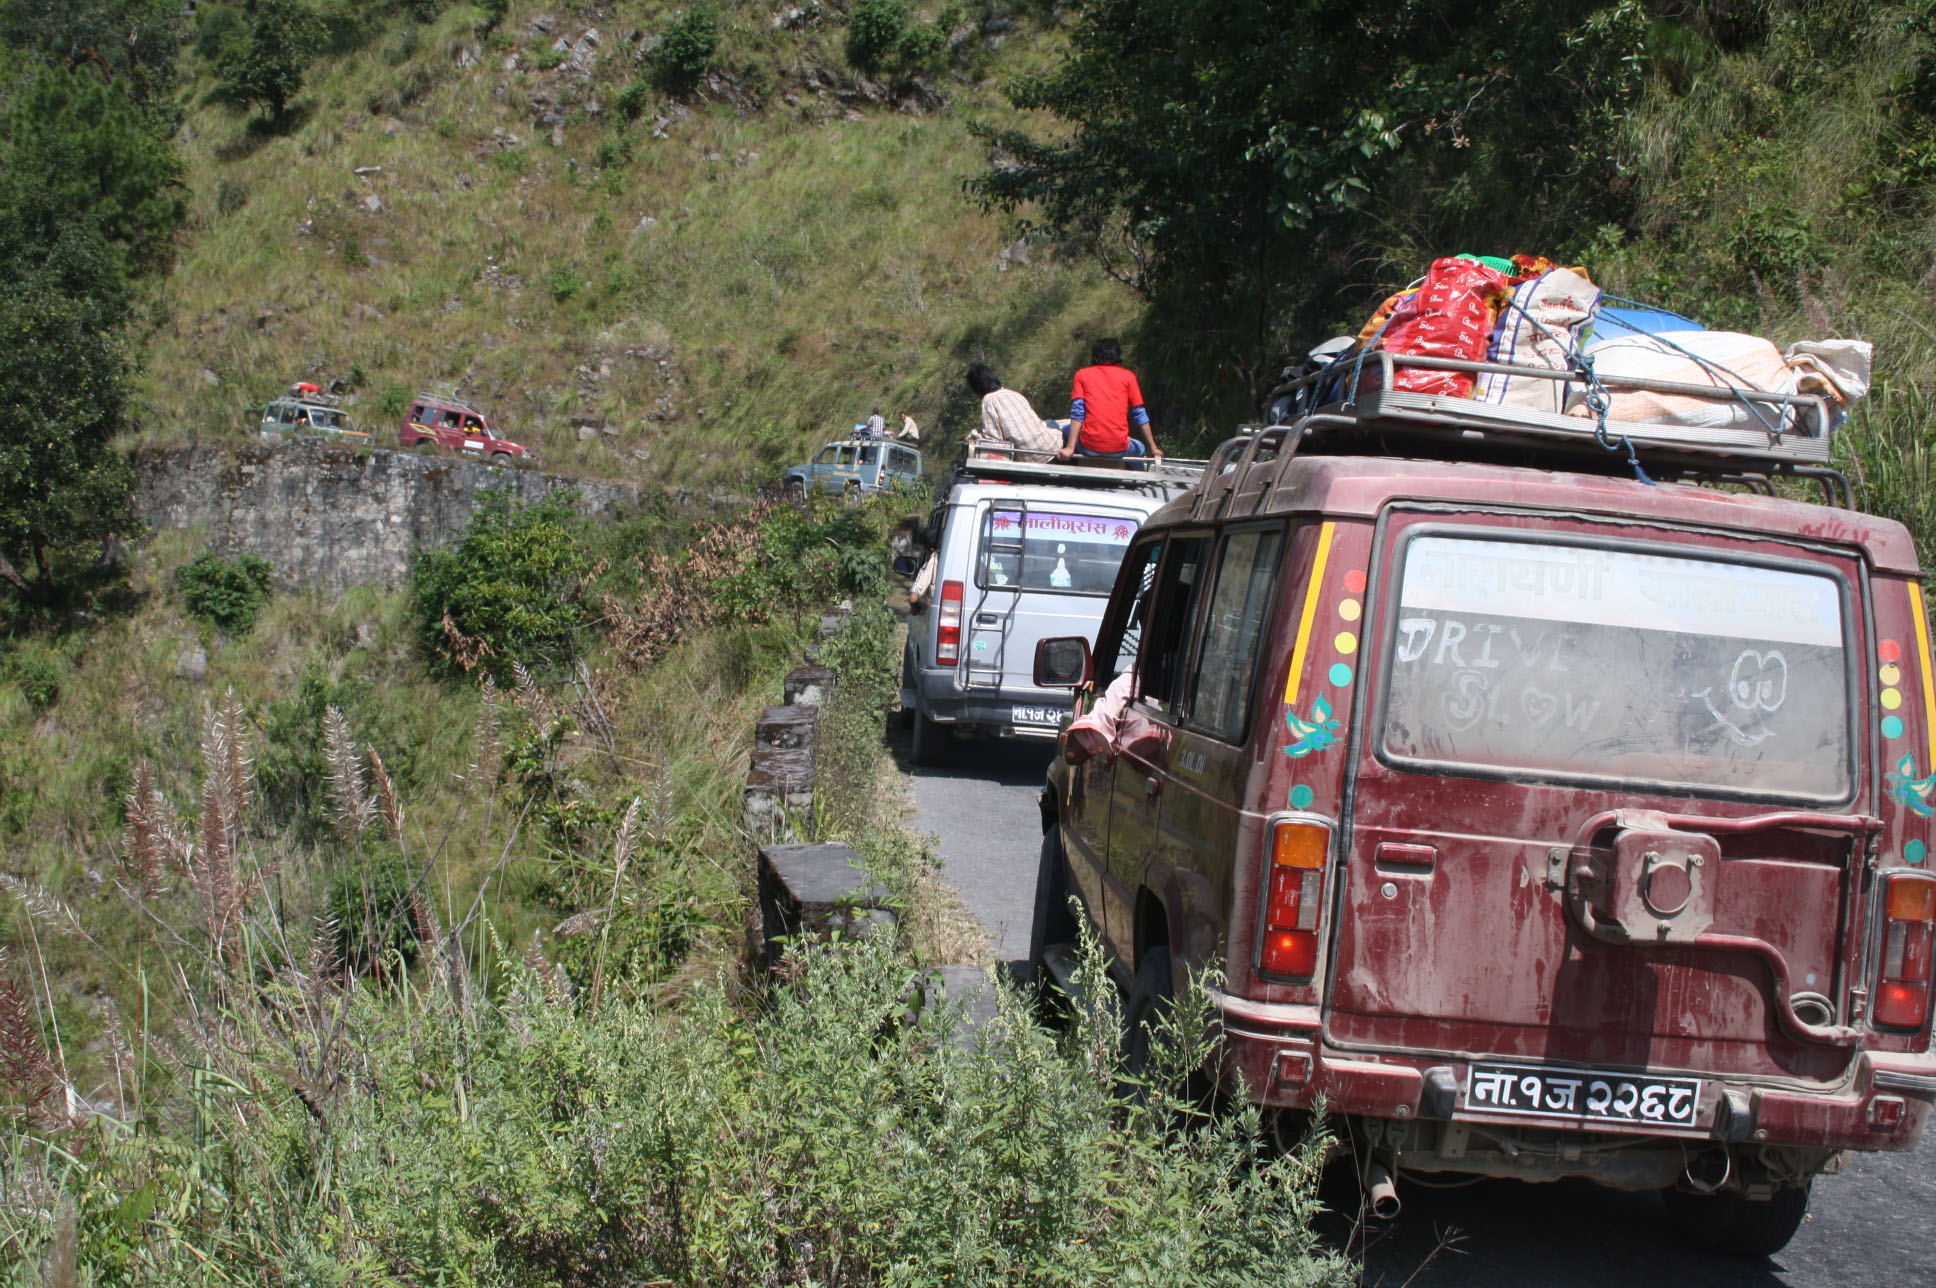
1058 338 1162 465
966 363 1063 458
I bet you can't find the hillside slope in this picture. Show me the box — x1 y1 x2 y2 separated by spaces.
146 1 1130 486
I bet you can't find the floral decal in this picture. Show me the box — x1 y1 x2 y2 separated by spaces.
1888 752 1936 818
1283 695 1341 759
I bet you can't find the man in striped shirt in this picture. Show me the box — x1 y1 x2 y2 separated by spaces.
967 364 1064 457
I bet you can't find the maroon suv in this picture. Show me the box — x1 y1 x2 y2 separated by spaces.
400 394 533 461
1031 367 1935 1258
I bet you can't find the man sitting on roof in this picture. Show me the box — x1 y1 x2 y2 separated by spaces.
1058 338 1162 467
966 363 1063 459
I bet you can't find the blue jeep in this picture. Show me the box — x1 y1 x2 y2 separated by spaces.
784 439 923 496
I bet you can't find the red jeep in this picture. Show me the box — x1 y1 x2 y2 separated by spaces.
1030 356 1935 1257
400 394 533 462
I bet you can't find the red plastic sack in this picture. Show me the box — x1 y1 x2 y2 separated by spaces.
1379 257 1512 397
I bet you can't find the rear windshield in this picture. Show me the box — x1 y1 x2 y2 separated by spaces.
977 505 1140 597
1380 533 1852 802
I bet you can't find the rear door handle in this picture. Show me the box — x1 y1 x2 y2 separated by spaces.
974 612 1002 625
1145 776 1162 802
1374 842 1436 874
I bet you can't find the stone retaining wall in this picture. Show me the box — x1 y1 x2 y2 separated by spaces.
135 439 751 594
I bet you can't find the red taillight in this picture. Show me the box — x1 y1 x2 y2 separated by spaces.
936 580 963 665
1877 873 1936 1030
1259 819 1327 978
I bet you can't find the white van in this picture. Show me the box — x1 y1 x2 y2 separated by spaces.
900 448 1204 764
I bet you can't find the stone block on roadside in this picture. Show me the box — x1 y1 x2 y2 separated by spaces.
784 665 836 707
756 703 815 750
757 841 896 971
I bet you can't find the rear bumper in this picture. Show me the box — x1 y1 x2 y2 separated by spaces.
916 668 1071 739
1212 988 1935 1156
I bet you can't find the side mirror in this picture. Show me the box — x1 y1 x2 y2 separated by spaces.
1033 636 1092 688
892 554 921 577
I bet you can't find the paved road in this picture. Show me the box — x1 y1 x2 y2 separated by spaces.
905 734 1055 968
901 732 1936 1286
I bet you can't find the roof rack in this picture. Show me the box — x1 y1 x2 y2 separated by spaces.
955 439 1210 493
413 391 490 415
1263 348 1842 480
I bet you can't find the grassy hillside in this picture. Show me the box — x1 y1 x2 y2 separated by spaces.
145 1 1133 485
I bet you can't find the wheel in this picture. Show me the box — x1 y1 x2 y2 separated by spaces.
1028 827 1077 1003
1662 1182 1811 1258
490 451 512 463
1120 945 1174 1091
910 701 949 767
786 479 808 503
409 437 437 454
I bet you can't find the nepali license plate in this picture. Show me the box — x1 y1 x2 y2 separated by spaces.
1464 1063 1702 1128
1011 704 1063 726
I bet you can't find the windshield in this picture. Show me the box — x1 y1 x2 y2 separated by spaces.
977 506 1140 596
1380 533 1852 801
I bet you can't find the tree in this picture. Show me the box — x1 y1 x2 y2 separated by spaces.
970 0 1649 427
847 0 909 73
0 62 185 274
0 276 139 600
214 0 322 122
0 0 184 110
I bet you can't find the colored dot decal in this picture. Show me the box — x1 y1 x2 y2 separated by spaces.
1289 784 1315 810
1884 715 1906 739
1882 663 1903 686
1343 569 1367 594
1339 599 1362 622
1908 840 1928 866
1335 632 1359 655
1883 688 1903 710
1329 663 1354 687
1880 640 1902 663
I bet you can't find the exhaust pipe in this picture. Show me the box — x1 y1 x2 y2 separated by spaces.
1366 1159 1401 1220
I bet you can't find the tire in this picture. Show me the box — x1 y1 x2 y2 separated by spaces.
1662 1182 1811 1258
910 701 949 767
1121 946 1174 1092
491 451 512 463
1028 828 1077 1000
409 437 437 454
786 479 808 504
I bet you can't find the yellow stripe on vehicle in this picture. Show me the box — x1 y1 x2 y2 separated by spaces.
1912 582 1936 769
1283 521 1336 707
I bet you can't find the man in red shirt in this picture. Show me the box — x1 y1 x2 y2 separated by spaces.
1057 338 1162 465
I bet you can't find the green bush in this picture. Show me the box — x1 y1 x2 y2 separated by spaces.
898 18 947 69
10 643 66 711
375 381 411 418
847 0 908 72
34 935 1348 1285
411 491 591 682
710 501 891 622
654 5 718 93
614 78 651 122
177 551 275 634
543 261 584 303
324 847 423 974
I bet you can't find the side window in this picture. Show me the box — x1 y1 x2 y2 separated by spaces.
408 403 426 423
859 444 881 469
1134 536 1210 715
814 445 839 465
1095 539 1163 684
462 415 484 433
280 403 299 425
836 445 858 467
1185 527 1285 741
